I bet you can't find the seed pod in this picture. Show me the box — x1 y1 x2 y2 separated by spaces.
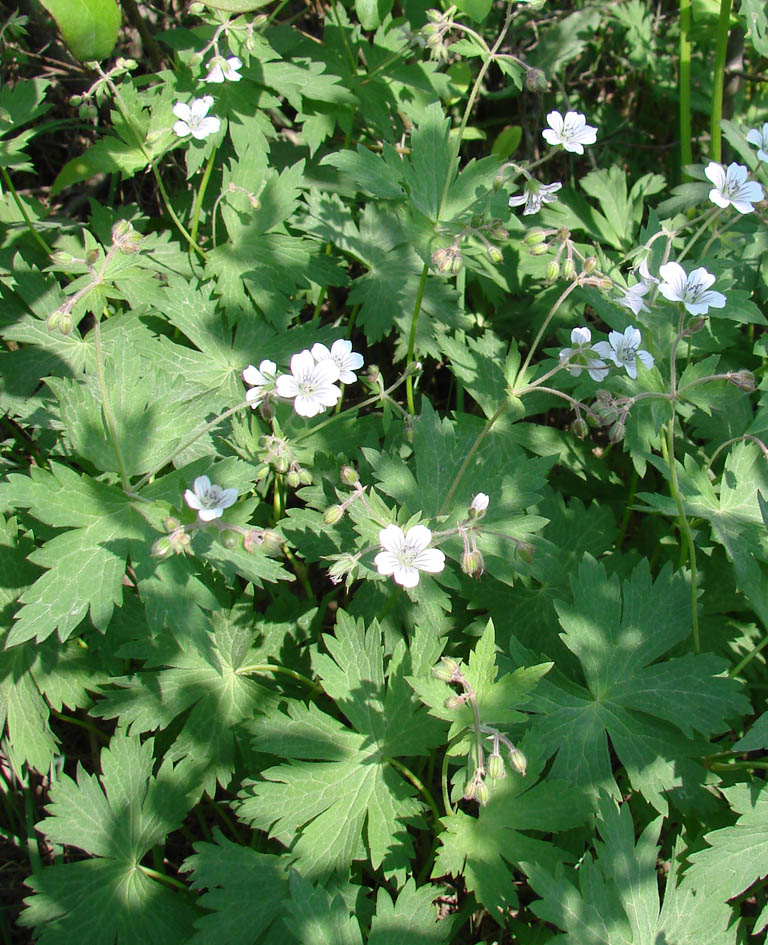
487 246 503 264
340 465 359 485
523 229 547 246
323 504 344 525
488 752 506 780
608 420 626 444
508 747 527 776
545 261 560 282
729 370 756 392
286 469 301 489
461 550 485 578
474 779 490 806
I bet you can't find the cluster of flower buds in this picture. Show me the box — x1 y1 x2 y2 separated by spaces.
433 656 526 806
458 493 489 578
420 5 457 61
111 219 142 254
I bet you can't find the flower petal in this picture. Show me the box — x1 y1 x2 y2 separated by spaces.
378 524 406 554
403 524 433 554
413 548 445 573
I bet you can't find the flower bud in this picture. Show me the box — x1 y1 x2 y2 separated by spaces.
508 747 527 776
608 420 626 444
164 516 181 531
444 694 463 710
463 778 477 801
593 403 618 425
79 103 98 121
52 310 73 335
169 528 191 555
86 249 100 266
525 67 548 92
523 228 547 246
340 464 359 485
474 779 490 806
729 370 756 392
432 656 460 682
450 251 463 275
286 469 301 489
50 251 77 266
515 541 534 565
298 468 312 485
220 531 239 550
545 261 560 282
111 220 131 242
488 752 506 780
583 256 598 274
487 246 503 264
47 308 63 332
562 258 576 280
469 492 489 516
431 248 451 273
258 529 283 556
685 316 707 335
151 535 174 559
273 455 289 474
571 417 589 439
488 222 509 241
461 550 485 578
529 243 549 256
69 94 83 107
323 504 344 525
470 213 485 228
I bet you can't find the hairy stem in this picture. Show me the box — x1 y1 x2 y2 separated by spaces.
710 0 733 163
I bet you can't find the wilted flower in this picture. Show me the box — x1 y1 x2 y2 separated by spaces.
542 110 597 154
310 339 364 384
559 326 609 382
616 281 651 316
184 475 238 522
593 326 654 380
275 349 341 417
374 524 445 588
508 179 562 215
746 123 768 163
204 55 243 84
704 161 763 213
173 96 221 140
658 262 726 315
243 360 277 407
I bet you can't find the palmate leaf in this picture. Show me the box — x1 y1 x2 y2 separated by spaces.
513 556 749 812
685 782 768 935
526 795 735 945
239 613 445 879
94 605 279 796
20 733 196 945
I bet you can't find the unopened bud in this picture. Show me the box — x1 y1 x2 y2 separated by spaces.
571 417 589 439
583 256 597 274
79 103 98 121
593 403 618 425
444 694 463 710
469 492 489 516
220 531 239 549
474 779 490 806
488 752 506 780
298 468 312 485
523 229 547 246
323 504 344 525
286 469 301 489
529 242 549 256
685 316 707 335
562 258 576 280
86 249 100 266
340 465 359 485
461 550 485 578
116 57 137 70
111 220 131 241
608 420 626 444
729 370 756 392
252 13 267 26
47 308 63 332
50 251 77 266
164 516 181 531
487 246 503 264
69 94 83 107
450 251 463 274
151 535 174 559
273 455 289 474
545 261 560 282
432 656 460 682
508 747 527 776
525 67 548 92
488 222 509 241
258 529 283 556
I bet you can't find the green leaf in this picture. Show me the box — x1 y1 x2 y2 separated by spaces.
285 872 363 945
21 733 196 945
368 879 456 944
183 831 290 944
94 606 279 796
239 614 445 878
401 101 453 220
355 0 393 30
199 0 273 10
739 0 768 55
38 0 121 60
515 556 749 812
453 0 493 22
526 795 735 945
321 145 406 200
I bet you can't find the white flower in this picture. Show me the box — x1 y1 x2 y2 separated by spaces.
593 326 654 380
508 180 562 215
657 262 726 315
616 281 651 316
310 339 364 384
275 349 341 417
243 360 277 407
173 96 221 140
204 55 243 84
470 493 490 514
704 161 763 213
559 326 609 382
374 524 445 588
542 110 597 155
184 475 238 522
746 123 768 163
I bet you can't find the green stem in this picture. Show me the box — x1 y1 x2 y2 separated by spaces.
729 632 768 677
236 663 322 693
385 756 440 821
439 398 509 515
0 166 52 255
677 208 721 263
405 263 430 415
441 748 455 817
518 281 579 381
138 865 189 892
710 0 733 163
679 0 693 170
133 400 251 493
92 316 132 492
190 147 218 250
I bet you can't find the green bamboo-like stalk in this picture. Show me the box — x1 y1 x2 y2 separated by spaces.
679 0 693 169
710 0 733 162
